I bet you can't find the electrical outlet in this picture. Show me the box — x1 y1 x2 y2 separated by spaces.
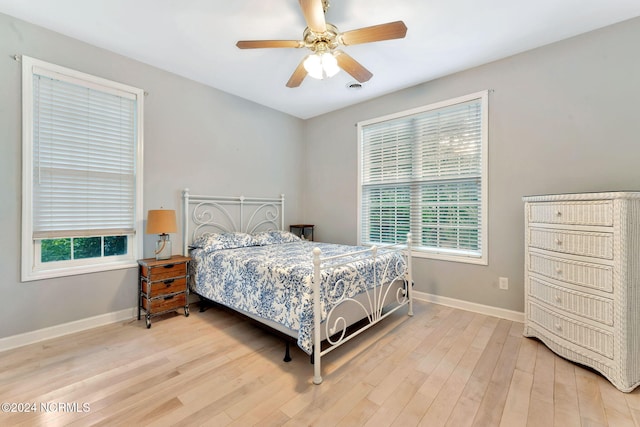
499 277 509 290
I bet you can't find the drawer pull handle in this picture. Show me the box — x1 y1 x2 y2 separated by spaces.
555 295 562 303
163 295 175 301
164 279 175 286
555 210 562 217
555 323 562 331
556 268 562 275
554 239 563 245
163 264 175 269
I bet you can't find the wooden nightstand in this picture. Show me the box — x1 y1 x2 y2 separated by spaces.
138 255 190 328
290 224 314 241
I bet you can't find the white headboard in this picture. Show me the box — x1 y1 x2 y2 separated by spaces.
182 188 285 255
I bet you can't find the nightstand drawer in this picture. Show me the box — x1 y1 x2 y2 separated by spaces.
142 262 187 281
529 227 613 259
528 200 613 226
142 277 186 297
142 292 186 313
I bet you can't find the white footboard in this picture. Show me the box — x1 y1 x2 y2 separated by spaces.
312 234 413 384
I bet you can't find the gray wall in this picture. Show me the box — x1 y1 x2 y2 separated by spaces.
303 17 640 313
2 11 639 339
0 13 305 338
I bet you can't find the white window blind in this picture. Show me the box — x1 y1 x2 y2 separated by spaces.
359 91 488 264
32 72 136 239
22 55 144 281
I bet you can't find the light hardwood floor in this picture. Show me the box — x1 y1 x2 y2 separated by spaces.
2 301 640 426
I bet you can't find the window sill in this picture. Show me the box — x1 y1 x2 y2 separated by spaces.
410 249 487 265
22 259 138 282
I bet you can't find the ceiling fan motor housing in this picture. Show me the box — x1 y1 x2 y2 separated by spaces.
303 23 340 52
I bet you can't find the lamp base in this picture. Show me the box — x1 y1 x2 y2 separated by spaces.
155 235 172 260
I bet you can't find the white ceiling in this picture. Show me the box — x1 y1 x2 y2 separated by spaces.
1 0 639 119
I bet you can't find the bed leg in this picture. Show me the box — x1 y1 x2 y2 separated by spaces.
408 280 414 317
312 345 322 384
198 296 210 312
406 233 414 317
284 341 292 363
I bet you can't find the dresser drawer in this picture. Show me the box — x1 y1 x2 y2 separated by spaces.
142 292 186 314
528 276 614 326
528 301 613 359
142 262 187 281
142 277 186 297
528 200 613 226
528 252 613 293
529 228 613 259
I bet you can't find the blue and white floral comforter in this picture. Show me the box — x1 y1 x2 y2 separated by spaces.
190 240 406 354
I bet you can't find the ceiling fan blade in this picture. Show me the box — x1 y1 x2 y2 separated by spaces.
334 50 373 83
299 0 327 33
236 40 303 49
340 21 408 46
286 59 308 88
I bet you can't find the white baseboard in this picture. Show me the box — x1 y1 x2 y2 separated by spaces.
0 294 523 353
413 291 524 323
0 307 137 352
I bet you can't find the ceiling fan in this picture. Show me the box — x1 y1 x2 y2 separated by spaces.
236 0 408 88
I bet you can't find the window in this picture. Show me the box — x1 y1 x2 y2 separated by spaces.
21 56 144 281
358 91 488 264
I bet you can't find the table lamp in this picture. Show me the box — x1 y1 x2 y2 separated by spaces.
146 209 177 260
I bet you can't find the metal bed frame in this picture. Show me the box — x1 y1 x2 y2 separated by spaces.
182 188 413 384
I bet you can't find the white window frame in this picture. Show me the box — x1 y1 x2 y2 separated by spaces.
357 91 488 265
21 56 144 281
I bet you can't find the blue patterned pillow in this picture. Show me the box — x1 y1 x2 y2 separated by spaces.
191 232 258 253
254 230 301 246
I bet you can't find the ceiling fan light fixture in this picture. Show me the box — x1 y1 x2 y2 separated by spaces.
304 51 339 80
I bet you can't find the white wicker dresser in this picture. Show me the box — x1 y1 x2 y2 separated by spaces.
523 192 640 392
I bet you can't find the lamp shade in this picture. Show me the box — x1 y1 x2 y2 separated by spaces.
146 209 177 234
